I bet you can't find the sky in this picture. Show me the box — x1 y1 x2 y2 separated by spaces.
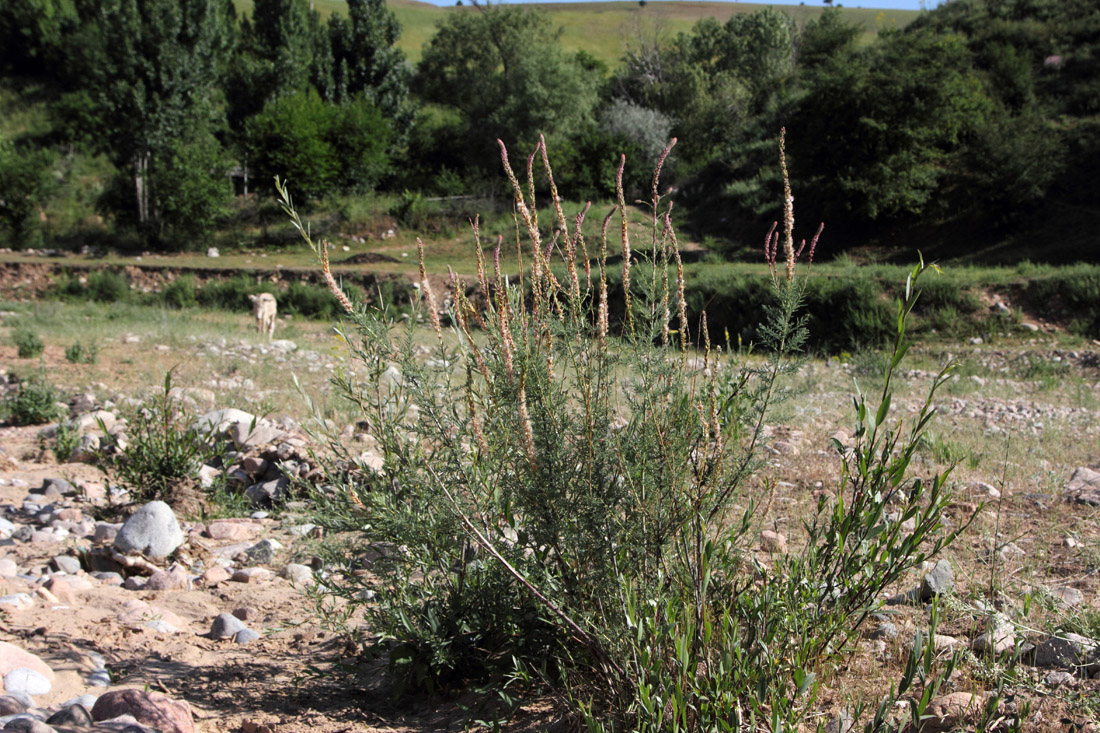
416 0 942 9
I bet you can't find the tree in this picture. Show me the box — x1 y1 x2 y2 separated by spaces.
85 0 233 244
0 136 57 248
329 0 413 140
416 6 601 165
789 29 994 224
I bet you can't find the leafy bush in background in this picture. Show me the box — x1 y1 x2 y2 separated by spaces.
12 325 44 358
2 377 62 426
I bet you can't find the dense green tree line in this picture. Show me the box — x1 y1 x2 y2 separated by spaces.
0 0 1097 257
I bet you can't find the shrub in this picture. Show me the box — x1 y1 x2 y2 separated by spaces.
284 132 967 729
12 326 44 358
3 378 62 426
86 269 130 302
64 340 97 364
162 276 198 309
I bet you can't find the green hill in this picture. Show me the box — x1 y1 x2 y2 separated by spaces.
235 0 919 66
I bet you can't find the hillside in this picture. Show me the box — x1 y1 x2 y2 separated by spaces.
234 0 919 65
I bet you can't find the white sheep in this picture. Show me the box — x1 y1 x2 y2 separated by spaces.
248 293 277 339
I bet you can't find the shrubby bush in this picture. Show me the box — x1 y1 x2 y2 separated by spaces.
245 91 392 206
287 136 970 728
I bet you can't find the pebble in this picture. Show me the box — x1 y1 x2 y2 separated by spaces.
47 703 94 725
920 560 954 601
759 530 787 554
3 668 50 697
0 596 33 611
90 689 194 733
240 540 282 565
230 568 272 584
210 613 246 639
144 565 191 592
49 556 80 575
234 629 260 644
205 521 259 542
2 718 55 733
282 564 313 586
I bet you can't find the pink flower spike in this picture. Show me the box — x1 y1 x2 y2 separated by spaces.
808 222 824 264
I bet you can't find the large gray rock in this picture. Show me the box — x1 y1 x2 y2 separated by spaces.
919 560 954 601
1028 632 1100 674
971 614 1015 655
193 408 256 436
113 502 183 559
209 613 246 640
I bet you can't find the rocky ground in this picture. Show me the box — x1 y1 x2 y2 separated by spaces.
0 301 1099 731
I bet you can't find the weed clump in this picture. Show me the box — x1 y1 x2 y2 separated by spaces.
64 340 97 364
96 372 223 504
286 131 969 729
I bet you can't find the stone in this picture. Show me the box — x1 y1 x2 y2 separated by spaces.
234 629 260 644
42 579 74 606
113 502 183 559
282 564 313 586
0 645 52 682
196 465 220 489
47 703 94 725
145 619 180 634
932 634 960 651
0 696 25 715
116 601 185 631
919 692 988 732
919 560 954 601
1043 670 1077 688
193 409 256 436
93 523 121 544
244 478 289 507
240 539 282 565
759 530 787 553
91 690 193 733
209 613 246 640
972 614 1015 655
1029 632 1100 673
144 565 191 592
39 478 73 496
870 622 898 640
230 567 272 584
206 247 219 258
3 668 51 696
49 556 80 575
232 607 260 622
227 423 283 450
824 711 854 733
1065 466 1100 506
87 670 110 687
205 521 259 542
1049 586 1083 608
199 567 231 585
0 561 18 578
771 440 800 456
1 719 55 733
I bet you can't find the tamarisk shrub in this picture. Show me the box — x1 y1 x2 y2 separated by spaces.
281 130 971 729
